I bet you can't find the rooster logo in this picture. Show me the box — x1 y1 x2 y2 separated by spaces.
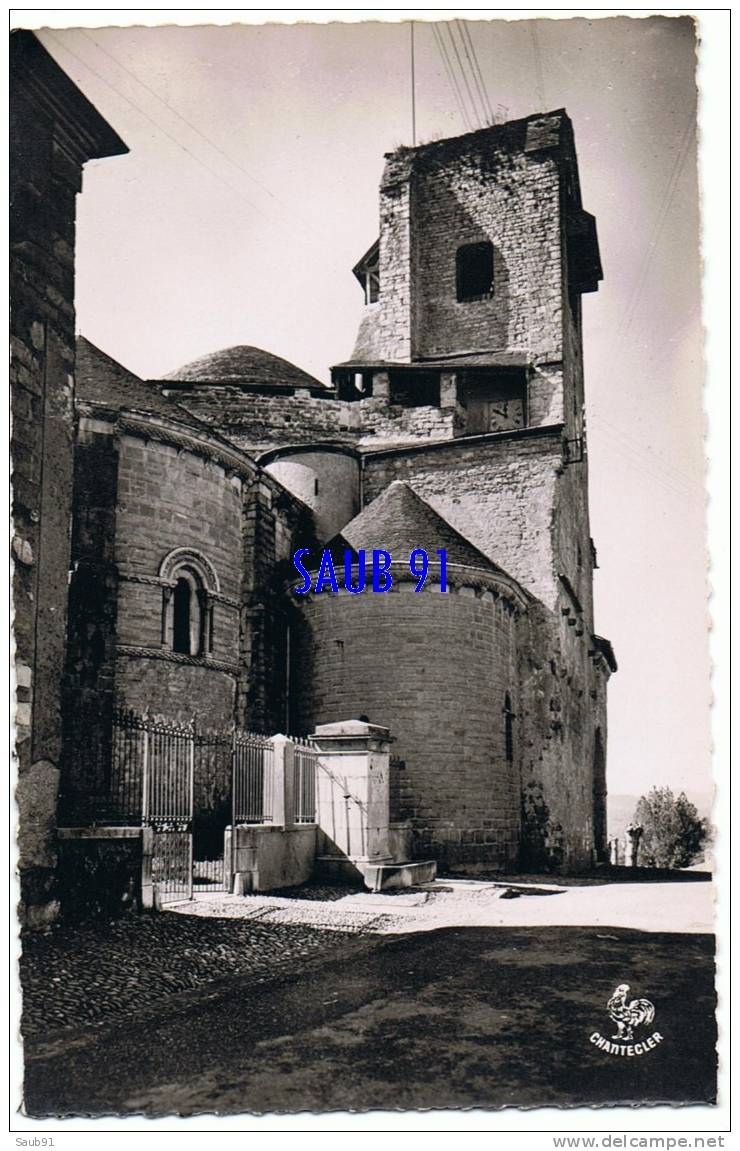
607 983 656 1041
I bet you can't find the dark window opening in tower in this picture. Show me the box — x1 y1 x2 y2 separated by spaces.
173 577 192 654
354 371 371 395
456 241 494 302
504 693 515 764
389 370 441 408
333 368 372 400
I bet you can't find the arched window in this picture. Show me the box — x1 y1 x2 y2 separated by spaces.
172 576 193 653
159 548 219 657
504 692 515 763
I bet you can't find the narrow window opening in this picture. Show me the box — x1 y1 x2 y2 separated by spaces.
173 578 192 654
364 266 380 304
160 551 218 657
504 692 515 764
456 241 494 302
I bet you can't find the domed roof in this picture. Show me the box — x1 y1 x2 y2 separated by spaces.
166 345 328 392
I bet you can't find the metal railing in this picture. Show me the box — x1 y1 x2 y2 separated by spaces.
63 710 316 828
292 738 318 824
142 715 194 825
232 730 275 824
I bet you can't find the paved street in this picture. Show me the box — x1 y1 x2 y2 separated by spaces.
22 878 716 1117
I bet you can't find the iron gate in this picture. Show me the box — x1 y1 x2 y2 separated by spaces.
96 711 314 907
192 731 232 892
143 717 194 905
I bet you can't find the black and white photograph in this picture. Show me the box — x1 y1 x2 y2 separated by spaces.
10 8 728 1133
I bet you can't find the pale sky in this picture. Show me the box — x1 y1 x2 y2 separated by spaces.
30 13 711 798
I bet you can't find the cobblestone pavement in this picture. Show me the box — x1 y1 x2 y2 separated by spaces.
19 906 358 1044
19 875 713 1050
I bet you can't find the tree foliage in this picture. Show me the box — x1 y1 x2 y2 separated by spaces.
632 787 709 869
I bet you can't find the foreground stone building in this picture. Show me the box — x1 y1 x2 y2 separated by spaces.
62 109 614 882
10 30 128 926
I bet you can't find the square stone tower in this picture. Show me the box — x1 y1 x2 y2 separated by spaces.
328 110 614 868
336 109 602 620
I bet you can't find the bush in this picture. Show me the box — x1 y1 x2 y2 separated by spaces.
633 787 709 869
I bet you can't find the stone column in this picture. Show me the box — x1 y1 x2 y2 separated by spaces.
371 370 390 402
270 734 296 828
311 719 393 884
439 371 458 409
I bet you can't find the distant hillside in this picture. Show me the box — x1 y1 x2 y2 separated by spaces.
608 790 713 843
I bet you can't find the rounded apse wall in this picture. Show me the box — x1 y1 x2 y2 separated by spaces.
290 580 523 871
264 448 359 542
112 432 243 728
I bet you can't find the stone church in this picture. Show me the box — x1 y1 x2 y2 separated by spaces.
12 31 615 923
67 107 616 873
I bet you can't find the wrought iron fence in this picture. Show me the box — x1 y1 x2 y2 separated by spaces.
292 738 318 824
63 710 315 829
232 730 275 824
109 708 147 822
142 715 194 823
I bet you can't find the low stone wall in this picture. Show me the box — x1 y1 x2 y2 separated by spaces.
228 824 316 893
57 829 142 921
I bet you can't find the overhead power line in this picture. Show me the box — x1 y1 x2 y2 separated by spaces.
432 23 473 132
610 115 696 357
42 30 346 273
530 26 546 109
456 20 494 126
78 29 330 246
43 31 265 219
444 23 484 130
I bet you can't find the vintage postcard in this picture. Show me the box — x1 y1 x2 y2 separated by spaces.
10 8 728 1136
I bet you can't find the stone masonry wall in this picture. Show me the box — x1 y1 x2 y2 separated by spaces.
162 385 458 458
291 584 522 871
160 387 355 456
362 430 565 610
62 421 121 819
113 432 243 726
412 127 563 365
265 450 360 543
519 602 608 870
350 152 415 362
64 409 318 809
355 399 456 446
11 89 80 925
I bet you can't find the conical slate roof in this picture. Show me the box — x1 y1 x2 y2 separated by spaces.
166 345 328 391
76 337 207 430
76 338 252 461
333 481 512 577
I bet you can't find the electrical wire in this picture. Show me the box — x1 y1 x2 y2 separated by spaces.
432 23 473 132
80 30 299 222
444 23 484 129
530 25 546 110
610 116 696 356
41 30 347 273
456 20 494 126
